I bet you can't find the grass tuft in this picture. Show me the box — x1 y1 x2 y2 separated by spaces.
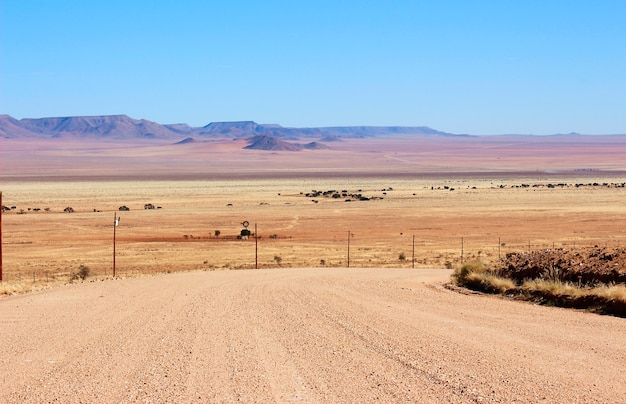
453 261 516 294
594 284 626 301
453 260 626 317
0 281 39 296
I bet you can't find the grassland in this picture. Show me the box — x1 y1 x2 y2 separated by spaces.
2 174 626 298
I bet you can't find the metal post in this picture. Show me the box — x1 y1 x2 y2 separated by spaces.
347 230 350 268
461 237 464 264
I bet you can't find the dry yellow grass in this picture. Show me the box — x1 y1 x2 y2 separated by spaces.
2 175 626 295
521 279 579 295
594 283 626 301
520 279 626 302
455 263 626 315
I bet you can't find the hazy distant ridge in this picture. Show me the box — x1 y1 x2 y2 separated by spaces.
0 114 463 140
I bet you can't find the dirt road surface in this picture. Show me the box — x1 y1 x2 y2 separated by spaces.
1 268 624 403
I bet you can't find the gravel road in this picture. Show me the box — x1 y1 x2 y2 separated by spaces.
1 268 624 403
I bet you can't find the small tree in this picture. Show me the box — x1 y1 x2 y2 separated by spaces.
214 230 221 237
399 252 406 261
274 255 283 266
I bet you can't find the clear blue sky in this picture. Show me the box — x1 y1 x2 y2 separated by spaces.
2 1 625 135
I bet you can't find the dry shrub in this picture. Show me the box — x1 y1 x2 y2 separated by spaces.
518 279 626 316
483 275 517 294
462 248 626 316
0 281 40 296
521 279 580 297
453 261 489 283
453 261 515 294
592 284 626 303
69 264 90 283
521 280 626 302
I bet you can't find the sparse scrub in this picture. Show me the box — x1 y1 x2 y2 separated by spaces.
0 282 31 296
70 264 90 282
453 248 626 316
521 279 578 296
482 275 517 293
594 284 626 301
453 261 515 293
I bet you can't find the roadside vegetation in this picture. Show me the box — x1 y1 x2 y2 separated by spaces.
1 264 92 296
452 247 626 317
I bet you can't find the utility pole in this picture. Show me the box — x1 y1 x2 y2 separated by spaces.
113 213 120 277
347 230 351 268
255 223 258 269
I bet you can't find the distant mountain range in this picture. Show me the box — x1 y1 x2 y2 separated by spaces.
0 114 464 142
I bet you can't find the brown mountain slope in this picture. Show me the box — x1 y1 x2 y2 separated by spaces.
16 115 180 139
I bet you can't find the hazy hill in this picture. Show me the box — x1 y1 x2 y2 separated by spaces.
312 125 459 137
303 141 331 150
15 115 181 139
0 114 464 142
0 114 36 138
242 135 335 151
243 135 304 151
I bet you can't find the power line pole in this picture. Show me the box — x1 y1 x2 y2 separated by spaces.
113 213 120 277
347 230 351 268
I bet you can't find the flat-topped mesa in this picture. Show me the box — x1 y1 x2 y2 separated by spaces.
1 114 469 141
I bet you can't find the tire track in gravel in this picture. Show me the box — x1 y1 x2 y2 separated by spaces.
271 274 467 402
294 271 626 402
4 275 206 403
245 282 312 402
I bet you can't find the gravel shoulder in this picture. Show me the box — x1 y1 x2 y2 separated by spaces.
1 268 625 403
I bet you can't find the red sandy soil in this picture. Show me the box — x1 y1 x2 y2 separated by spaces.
1 268 625 403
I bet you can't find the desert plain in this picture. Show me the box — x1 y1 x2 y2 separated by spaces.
1 133 626 402
2 134 626 280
